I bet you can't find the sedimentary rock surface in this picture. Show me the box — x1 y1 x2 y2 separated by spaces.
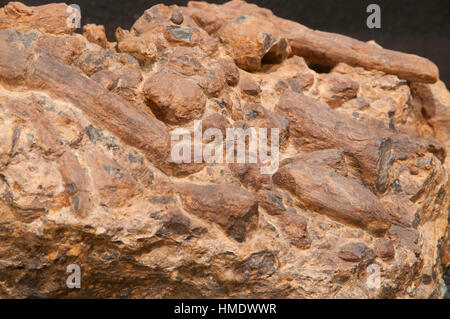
0 1 448 298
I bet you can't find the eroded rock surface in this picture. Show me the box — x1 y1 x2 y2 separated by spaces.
0 1 448 299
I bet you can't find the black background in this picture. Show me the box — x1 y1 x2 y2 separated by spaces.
3 0 450 86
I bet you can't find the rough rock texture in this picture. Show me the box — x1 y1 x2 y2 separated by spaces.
0 1 448 299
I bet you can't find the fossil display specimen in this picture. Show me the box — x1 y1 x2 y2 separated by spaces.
0 1 448 298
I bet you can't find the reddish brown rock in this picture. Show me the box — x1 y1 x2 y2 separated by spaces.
277 210 310 249
338 242 374 262
219 58 240 86
317 74 359 108
159 46 208 76
82 24 108 48
156 46 227 99
85 151 139 208
217 15 290 71
170 8 184 25
0 2 77 34
388 224 420 256
0 30 171 171
73 48 111 76
113 66 143 102
177 183 259 242
285 72 314 93
257 189 288 216
263 38 291 64
182 6 222 36
156 209 192 237
411 81 450 170
239 70 261 96
131 4 218 56
115 27 157 63
186 0 438 83
276 90 445 190
280 149 348 177
143 71 206 124
197 61 227 97
35 33 86 64
286 27 439 83
57 151 92 217
202 113 229 138
374 238 395 260
228 159 272 191
0 1 447 299
242 104 289 148
90 69 119 90
273 161 391 236
131 4 172 34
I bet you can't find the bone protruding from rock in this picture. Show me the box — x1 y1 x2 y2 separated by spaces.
275 91 445 191
0 29 171 174
284 26 439 83
273 160 391 236
186 0 439 83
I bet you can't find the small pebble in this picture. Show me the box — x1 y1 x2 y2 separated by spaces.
409 166 419 175
170 10 184 25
